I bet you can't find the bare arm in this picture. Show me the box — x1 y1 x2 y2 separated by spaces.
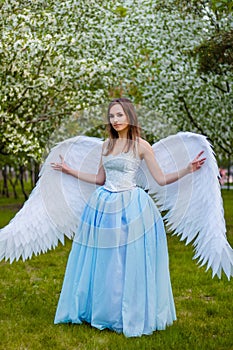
139 139 206 186
51 155 106 186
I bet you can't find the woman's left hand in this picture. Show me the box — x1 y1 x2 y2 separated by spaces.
188 151 206 173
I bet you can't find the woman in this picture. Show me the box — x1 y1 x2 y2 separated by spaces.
51 98 205 337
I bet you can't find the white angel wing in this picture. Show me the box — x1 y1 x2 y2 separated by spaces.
137 132 233 280
0 136 103 263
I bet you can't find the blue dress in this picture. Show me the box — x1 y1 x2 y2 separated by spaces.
54 150 176 337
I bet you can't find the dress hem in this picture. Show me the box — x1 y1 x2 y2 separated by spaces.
54 318 176 338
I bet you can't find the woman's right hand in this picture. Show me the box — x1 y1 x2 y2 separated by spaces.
51 155 71 174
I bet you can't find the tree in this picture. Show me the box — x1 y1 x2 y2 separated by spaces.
170 0 233 159
1 0 232 165
60 0 233 160
109 0 233 159
0 0 120 162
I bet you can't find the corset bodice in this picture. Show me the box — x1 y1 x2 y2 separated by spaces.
102 150 141 192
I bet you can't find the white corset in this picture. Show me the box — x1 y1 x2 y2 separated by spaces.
102 150 141 192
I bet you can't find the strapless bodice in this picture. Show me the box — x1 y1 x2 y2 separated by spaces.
102 151 141 192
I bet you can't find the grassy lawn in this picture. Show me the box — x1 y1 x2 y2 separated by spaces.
0 189 232 350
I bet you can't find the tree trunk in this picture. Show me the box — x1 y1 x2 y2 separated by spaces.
30 161 40 188
8 167 18 199
34 161 40 185
19 165 28 200
1 166 9 197
30 167 34 190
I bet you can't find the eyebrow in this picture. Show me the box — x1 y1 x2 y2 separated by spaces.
109 112 123 116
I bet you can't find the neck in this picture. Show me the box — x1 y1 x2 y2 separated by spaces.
117 130 128 139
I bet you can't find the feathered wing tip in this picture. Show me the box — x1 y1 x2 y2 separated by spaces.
0 183 67 263
0 135 103 263
137 132 233 279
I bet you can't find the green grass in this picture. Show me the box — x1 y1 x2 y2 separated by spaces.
0 190 232 350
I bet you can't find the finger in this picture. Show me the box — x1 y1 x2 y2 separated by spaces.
51 162 61 168
191 158 206 167
193 157 206 164
196 150 205 159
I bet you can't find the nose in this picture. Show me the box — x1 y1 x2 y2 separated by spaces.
112 115 118 123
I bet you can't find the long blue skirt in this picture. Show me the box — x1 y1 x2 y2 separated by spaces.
54 186 176 337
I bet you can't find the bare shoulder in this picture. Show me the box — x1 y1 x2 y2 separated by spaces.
103 139 109 147
138 138 153 159
101 139 108 154
138 137 151 148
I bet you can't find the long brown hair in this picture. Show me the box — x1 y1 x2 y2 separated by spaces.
104 98 141 155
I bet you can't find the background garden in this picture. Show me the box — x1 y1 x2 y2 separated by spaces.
0 0 233 349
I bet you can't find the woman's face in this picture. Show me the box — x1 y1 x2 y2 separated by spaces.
109 104 129 134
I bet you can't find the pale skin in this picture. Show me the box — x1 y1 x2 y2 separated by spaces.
51 104 206 186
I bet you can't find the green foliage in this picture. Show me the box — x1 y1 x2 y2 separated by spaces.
0 0 232 165
113 6 128 17
193 30 233 74
210 0 233 12
172 0 233 14
0 0 118 161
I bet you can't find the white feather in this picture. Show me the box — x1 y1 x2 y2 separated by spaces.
137 132 233 279
0 136 103 263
